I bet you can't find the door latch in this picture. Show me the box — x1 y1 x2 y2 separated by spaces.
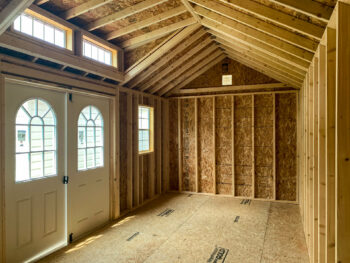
63 176 69 184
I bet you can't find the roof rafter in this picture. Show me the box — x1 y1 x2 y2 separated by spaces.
85 0 168 31
149 44 220 94
217 0 324 40
162 53 226 96
180 0 202 23
61 0 113 20
106 6 187 40
128 28 207 89
268 0 333 23
121 17 197 50
204 19 310 69
190 0 318 52
139 37 213 91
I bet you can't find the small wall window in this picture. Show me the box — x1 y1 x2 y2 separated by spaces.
77 106 104 171
138 106 154 153
222 75 233 86
15 98 57 182
83 37 115 67
13 10 72 49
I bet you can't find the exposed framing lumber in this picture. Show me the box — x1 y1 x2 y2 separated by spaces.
308 65 314 252
231 96 235 196
213 97 216 194
172 90 297 99
139 95 144 204
176 83 293 94
195 98 199 192
178 99 183 192
0 73 5 262
220 44 305 82
156 99 162 194
210 31 307 76
268 0 333 23
0 0 35 36
203 19 310 70
86 0 168 31
225 51 302 88
128 29 206 89
124 24 200 84
336 3 350 261
158 49 223 96
191 0 318 52
273 93 276 200
120 18 197 50
127 93 133 210
141 37 213 92
181 0 202 23
162 100 170 192
252 95 255 198
61 0 113 20
106 6 187 40
325 27 336 263
35 0 49 5
167 54 226 96
148 98 156 198
317 44 326 263
217 0 324 40
151 45 220 95
133 94 140 207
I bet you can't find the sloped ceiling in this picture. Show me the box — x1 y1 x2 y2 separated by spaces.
37 0 337 96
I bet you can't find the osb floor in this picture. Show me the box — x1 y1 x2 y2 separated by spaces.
39 193 309 263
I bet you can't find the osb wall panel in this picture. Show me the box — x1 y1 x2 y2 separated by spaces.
143 154 149 201
198 98 214 193
119 92 128 212
254 94 274 199
276 93 297 201
181 99 196 192
215 96 232 195
184 58 276 89
234 95 253 197
169 99 179 190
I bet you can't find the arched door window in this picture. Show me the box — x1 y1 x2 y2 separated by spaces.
15 98 57 182
77 106 104 171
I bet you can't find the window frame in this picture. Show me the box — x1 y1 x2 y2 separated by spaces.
15 98 58 183
12 9 73 51
222 74 233 86
77 105 104 171
82 36 117 68
138 105 154 155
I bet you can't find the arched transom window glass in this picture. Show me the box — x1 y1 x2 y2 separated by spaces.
78 106 104 171
15 98 57 182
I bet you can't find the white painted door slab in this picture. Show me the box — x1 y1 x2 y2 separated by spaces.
67 94 110 241
5 81 67 263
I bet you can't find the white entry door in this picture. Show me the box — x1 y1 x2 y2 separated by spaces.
67 94 110 241
5 81 67 263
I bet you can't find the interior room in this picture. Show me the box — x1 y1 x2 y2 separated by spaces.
0 0 349 262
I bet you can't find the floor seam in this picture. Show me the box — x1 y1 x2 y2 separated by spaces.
141 196 211 263
259 201 272 263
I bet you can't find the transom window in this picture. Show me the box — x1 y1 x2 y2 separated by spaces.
78 106 104 171
83 38 113 66
14 11 67 49
15 98 57 182
138 106 154 153
222 75 233 86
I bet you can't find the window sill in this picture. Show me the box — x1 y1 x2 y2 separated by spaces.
139 150 154 155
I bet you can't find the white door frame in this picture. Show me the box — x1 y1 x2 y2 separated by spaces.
0 76 116 262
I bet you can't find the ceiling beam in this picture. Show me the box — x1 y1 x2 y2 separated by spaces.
61 0 113 20
217 0 324 40
35 0 49 5
0 0 35 36
85 0 168 31
203 19 310 70
127 28 206 89
224 48 303 83
180 0 202 23
175 83 293 94
106 6 187 40
123 23 200 84
190 0 318 52
225 53 301 88
140 37 213 91
149 45 220 94
197 6 313 62
121 17 197 50
215 37 305 79
162 53 226 96
268 0 334 23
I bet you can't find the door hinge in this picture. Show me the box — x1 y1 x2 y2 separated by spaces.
63 176 69 184
69 233 73 243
